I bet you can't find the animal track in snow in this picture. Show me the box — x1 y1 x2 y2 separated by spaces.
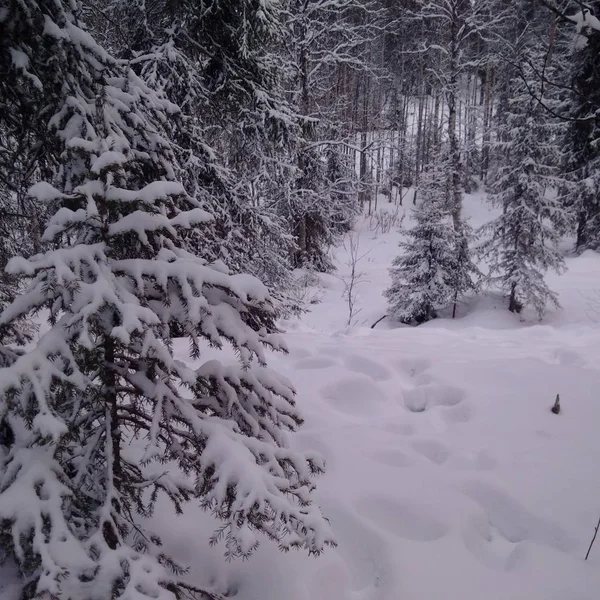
318 502 394 594
356 495 447 542
462 512 525 572
414 372 436 385
411 439 451 465
441 401 473 425
550 347 584 367
343 354 392 381
462 481 576 553
294 356 337 370
470 450 497 471
367 449 414 468
320 377 387 416
450 449 497 471
396 357 432 378
403 383 466 413
383 422 415 436
306 563 351 600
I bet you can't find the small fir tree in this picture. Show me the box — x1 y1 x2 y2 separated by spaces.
385 155 463 324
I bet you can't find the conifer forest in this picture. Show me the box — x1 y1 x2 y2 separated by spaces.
2 1 600 599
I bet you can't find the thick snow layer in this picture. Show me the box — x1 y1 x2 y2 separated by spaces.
137 193 600 600
154 317 600 599
4 192 600 599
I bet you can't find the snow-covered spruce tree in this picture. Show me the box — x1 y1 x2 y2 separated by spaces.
0 211 33 367
560 1 600 252
480 45 565 317
98 0 301 315
0 0 53 355
385 152 474 324
0 0 60 408
0 188 34 360
0 145 32 350
0 3 334 599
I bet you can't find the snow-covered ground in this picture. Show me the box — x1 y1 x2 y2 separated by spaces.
4 193 597 600
157 192 600 600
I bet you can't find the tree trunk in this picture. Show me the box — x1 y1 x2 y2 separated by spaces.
415 79 426 184
358 74 370 211
448 2 462 231
480 65 494 182
104 335 122 486
294 33 312 267
508 282 521 313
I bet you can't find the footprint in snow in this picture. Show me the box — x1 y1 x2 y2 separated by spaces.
441 400 474 425
449 449 497 471
320 377 387 417
395 357 432 379
318 501 395 595
550 347 584 367
462 480 576 554
410 439 451 465
414 372 436 385
343 354 392 381
356 495 447 542
383 422 416 436
403 383 466 413
462 511 525 572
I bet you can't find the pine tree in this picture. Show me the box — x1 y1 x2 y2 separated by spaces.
0 2 333 598
385 153 464 324
480 44 565 317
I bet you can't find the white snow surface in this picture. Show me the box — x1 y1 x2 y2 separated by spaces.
149 192 600 599
4 192 600 599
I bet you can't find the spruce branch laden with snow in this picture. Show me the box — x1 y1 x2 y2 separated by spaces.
0 2 333 599
100 0 302 316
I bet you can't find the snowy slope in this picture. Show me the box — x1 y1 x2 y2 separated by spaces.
149 192 600 600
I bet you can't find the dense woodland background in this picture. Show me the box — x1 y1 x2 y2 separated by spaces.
1 1 600 599
3 1 600 318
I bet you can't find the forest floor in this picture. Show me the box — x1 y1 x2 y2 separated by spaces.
160 192 600 600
